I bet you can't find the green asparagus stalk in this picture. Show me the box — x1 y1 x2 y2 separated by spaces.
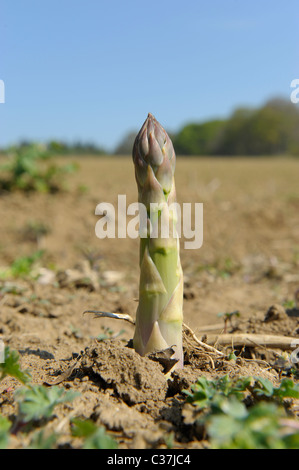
132 113 184 368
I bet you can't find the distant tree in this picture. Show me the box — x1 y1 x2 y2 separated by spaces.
211 108 255 155
261 98 299 155
114 131 137 155
173 120 226 155
214 98 299 156
48 140 68 153
48 140 106 155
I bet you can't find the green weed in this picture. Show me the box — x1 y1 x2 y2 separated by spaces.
217 310 241 331
183 375 299 449
0 347 117 449
97 325 126 342
71 418 118 449
0 143 77 193
0 347 31 384
15 385 80 423
0 250 44 279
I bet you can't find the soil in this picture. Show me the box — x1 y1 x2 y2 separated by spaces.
0 156 299 449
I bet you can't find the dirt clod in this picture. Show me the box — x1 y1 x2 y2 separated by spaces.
80 341 168 404
264 304 288 322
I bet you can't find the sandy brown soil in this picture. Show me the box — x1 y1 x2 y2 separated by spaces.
0 156 299 448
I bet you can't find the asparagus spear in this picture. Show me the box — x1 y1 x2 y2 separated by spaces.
132 113 184 368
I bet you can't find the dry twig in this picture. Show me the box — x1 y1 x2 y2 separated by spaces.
205 333 299 350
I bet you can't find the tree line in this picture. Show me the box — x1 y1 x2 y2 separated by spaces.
1 97 298 157
115 98 299 156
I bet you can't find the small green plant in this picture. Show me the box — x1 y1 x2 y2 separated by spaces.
0 346 118 449
21 220 50 245
207 401 299 449
184 375 299 449
283 299 296 309
0 347 31 384
185 375 299 409
184 375 252 410
0 283 25 295
71 418 118 449
15 385 80 423
27 429 59 449
97 325 125 342
0 143 77 193
196 258 239 279
0 347 31 448
217 258 239 279
1 349 78 446
0 250 44 279
217 310 241 332
0 415 12 449
252 377 299 401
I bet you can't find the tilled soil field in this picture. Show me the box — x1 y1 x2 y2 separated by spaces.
0 156 299 449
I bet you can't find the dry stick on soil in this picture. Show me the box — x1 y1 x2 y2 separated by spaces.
44 350 87 386
206 333 299 350
183 322 225 357
83 310 135 325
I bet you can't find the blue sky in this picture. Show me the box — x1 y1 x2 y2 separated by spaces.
0 0 298 151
